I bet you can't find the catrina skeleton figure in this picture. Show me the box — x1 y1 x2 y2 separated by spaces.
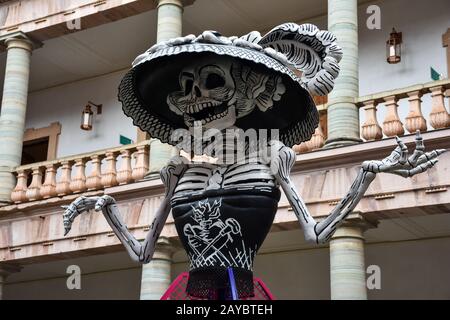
63 23 444 299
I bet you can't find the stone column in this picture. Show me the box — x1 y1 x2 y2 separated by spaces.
140 237 176 300
325 0 361 148
0 264 21 300
442 28 449 77
329 218 372 300
146 0 183 176
0 33 34 204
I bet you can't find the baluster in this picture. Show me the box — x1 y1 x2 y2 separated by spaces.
86 155 102 191
11 169 29 203
382 95 404 137
41 164 58 199
70 158 87 193
304 125 325 151
429 86 450 129
292 142 309 154
117 149 133 185
26 167 43 201
361 100 383 141
56 160 73 196
132 145 149 181
101 151 118 188
405 90 427 133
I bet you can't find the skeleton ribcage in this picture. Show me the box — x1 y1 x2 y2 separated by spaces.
173 161 277 196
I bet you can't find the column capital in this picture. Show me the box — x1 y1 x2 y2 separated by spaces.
330 212 378 240
156 0 194 9
0 31 42 52
152 236 178 261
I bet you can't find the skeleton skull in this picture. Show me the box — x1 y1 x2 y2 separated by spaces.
167 56 286 130
167 56 237 129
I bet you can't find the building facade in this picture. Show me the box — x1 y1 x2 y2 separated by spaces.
0 0 449 299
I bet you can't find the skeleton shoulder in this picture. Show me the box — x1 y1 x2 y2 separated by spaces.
263 140 296 180
160 155 189 193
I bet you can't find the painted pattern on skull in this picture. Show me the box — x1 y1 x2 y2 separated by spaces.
166 56 286 129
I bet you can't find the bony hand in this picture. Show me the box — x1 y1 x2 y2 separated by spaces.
362 131 446 177
62 195 115 236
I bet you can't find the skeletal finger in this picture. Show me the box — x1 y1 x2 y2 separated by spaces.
414 130 425 151
62 197 94 229
393 159 438 177
384 136 407 164
63 210 74 236
395 136 408 164
415 149 446 166
407 131 425 166
64 224 72 236
62 206 77 222
385 145 402 164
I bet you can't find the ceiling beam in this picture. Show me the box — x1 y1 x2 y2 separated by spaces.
0 0 195 49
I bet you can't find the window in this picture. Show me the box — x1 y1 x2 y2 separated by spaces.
21 137 49 165
22 122 61 165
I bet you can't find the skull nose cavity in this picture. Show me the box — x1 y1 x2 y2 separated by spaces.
194 86 202 97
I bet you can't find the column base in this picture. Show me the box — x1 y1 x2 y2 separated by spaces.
143 172 161 180
0 263 22 300
140 237 177 300
147 139 179 177
324 136 362 149
329 215 377 300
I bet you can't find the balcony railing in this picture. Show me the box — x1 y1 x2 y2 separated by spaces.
8 80 450 204
294 79 450 153
10 140 150 204
358 79 450 141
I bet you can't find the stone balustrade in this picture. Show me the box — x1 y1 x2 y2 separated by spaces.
294 79 450 153
8 80 450 200
358 79 450 141
293 105 327 154
10 140 150 204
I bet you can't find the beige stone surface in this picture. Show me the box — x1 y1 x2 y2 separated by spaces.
0 129 449 264
0 0 194 45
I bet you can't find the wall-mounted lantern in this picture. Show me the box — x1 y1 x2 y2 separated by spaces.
386 28 402 64
80 101 102 131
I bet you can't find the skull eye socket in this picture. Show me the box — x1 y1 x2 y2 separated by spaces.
205 73 225 89
180 72 194 95
184 79 193 95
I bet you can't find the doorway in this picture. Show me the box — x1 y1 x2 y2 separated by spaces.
21 137 50 165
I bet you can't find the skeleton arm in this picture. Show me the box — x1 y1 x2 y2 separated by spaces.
63 156 187 263
271 132 444 244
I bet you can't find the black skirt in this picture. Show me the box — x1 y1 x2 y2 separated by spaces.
171 186 280 299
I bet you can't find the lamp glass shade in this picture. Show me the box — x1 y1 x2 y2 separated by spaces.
80 105 93 130
386 29 402 64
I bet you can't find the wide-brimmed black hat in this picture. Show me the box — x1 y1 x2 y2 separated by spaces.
118 23 342 147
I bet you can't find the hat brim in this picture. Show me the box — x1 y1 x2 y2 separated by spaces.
118 43 319 148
